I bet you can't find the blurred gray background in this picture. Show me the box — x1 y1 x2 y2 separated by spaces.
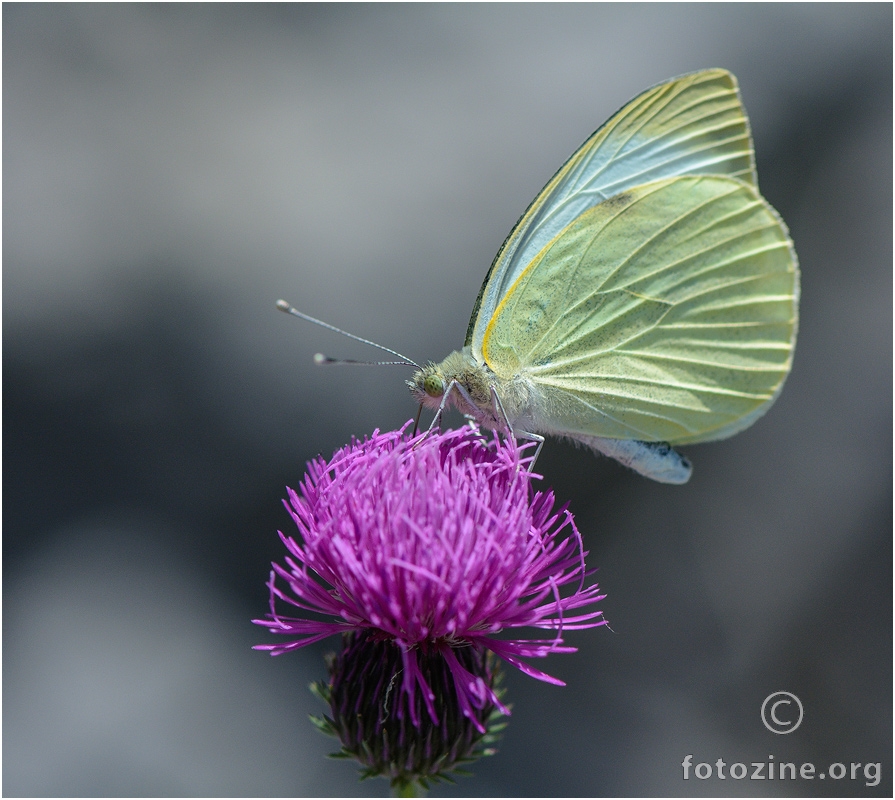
4 4 891 796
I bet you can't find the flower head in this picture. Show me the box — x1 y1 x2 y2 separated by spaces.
255 422 604 707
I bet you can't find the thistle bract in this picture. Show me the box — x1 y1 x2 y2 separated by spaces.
312 630 506 791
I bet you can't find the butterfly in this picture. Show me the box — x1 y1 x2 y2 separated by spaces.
404 69 799 484
279 69 798 484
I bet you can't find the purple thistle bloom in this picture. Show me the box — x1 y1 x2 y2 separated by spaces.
254 422 606 735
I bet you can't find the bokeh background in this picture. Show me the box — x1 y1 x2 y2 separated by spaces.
4 4 891 796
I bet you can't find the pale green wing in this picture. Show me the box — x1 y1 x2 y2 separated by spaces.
467 68 756 357
481 175 799 445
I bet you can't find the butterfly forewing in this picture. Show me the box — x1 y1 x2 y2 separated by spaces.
467 68 757 355
481 175 798 444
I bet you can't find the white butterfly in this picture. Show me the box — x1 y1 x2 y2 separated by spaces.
284 69 799 484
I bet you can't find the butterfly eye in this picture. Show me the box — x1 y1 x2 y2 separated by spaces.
423 373 445 398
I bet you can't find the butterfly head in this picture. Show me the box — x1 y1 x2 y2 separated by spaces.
408 349 496 422
407 362 448 411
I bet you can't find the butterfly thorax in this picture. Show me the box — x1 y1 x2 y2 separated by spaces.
408 347 536 430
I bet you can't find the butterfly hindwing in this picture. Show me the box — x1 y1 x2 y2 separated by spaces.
481 174 798 444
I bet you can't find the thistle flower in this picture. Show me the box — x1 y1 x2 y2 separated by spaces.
254 422 605 788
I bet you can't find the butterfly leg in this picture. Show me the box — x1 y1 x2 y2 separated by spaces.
580 436 692 484
488 386 545 468
423 390 450 434
457 410 479 430
425 379 486 434
516 429 545 469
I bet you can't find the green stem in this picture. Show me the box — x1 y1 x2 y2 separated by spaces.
392 779 426 798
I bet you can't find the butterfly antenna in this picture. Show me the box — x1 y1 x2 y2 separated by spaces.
276 299 420 369
314 354 413 367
